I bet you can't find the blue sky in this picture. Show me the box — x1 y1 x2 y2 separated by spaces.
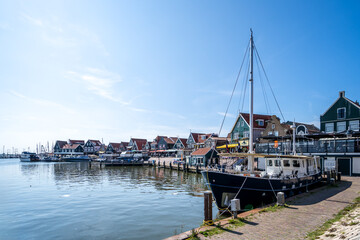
1 0 360 152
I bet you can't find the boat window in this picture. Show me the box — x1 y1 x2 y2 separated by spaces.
283 160 290 167
267 160 273 166
274 160 280 167
293 160 300 168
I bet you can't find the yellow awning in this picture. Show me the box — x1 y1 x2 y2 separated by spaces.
216 144 238 149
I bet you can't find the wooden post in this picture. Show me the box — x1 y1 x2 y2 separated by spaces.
163 161 165 168
158 160 160 167
326 171 330 184
196 164 199 173
337 172 341 181
204 191 213 225
178 162 180 171
169 162 172 170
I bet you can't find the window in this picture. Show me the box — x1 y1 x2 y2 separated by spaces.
257 119 264 126
274 131 279 136
325 123 334 133
241 121 244 127
283 160 290 167
272 124 275 129
233 132 239 140
337 121 346 132
337 107 346 119
267 160 273 166
349 120 359 131
274 160 280 167
293 160 300 167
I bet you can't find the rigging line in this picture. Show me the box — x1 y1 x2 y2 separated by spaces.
254 45 286 122
255 52 271 114
241 61 250 113
218 41 250 136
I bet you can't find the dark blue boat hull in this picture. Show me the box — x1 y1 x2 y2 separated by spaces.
201 171 322 210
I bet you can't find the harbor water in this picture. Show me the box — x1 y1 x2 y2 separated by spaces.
0 158 216 240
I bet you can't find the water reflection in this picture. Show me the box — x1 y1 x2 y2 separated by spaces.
3 159 213 240
19 161 208 196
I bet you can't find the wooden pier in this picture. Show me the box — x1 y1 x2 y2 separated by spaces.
150 158 206 174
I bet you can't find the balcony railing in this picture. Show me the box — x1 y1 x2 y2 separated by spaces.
255 138 360 154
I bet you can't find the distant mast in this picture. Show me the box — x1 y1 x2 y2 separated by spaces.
248 29 254 172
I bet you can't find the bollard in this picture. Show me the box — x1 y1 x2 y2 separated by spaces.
277 192 285 206
186 163 189 172
231 199 241 219
169 162 172 170
158 160 160 167
330 178 335 186
204 191 213 225
196 164 199 173
326 171 330 184
337 172 341 181
163 161 165 168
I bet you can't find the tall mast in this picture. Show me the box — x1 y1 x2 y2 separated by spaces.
248 29 254 172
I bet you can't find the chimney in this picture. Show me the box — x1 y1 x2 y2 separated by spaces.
339 91 345 98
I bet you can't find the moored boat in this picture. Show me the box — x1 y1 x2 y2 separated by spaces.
61 155 91 162
20 152 40 162
201 30 322 210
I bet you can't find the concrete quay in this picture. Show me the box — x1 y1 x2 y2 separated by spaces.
165 176 360 240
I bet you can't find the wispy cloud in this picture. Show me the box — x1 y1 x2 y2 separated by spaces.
20 13 108 55
21 13 43 26
66 68 129 105
217 112 236 118
8 90 76 114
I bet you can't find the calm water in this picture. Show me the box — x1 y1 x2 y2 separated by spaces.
0 158 215 240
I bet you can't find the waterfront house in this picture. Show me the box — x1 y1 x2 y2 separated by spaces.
320 91 360 133
173 138 188 149
157 137 176 150
84 140 102 155
106 143 122 153
204 137 228 148
186 133 204 149
151 136 166 150
120 142 129 151
54 140 67 155
230 113 272 143
128 138 147 151
189 147 219 167
144 141 152 151
61 144 84 155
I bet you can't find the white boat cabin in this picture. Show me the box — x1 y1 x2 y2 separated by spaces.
262 156 320 178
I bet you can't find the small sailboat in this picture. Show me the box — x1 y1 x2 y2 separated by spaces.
201 30 322 210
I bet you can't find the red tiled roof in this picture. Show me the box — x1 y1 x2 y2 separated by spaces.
179 138 187 147
63 144 81 149
241 113 272 129
131 138 147 150
121 142 129 147
109 142 121 149
163 137 175 144
191 147 213 156
154 136 167 143
190 133 205 143
198 134 212 143
56 140 67 148
69 139 85 145
89 140 102 146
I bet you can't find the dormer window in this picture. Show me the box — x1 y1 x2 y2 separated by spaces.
256 119 264 126
337 107 346 119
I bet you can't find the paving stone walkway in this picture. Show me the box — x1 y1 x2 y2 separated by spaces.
202 177 360 240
